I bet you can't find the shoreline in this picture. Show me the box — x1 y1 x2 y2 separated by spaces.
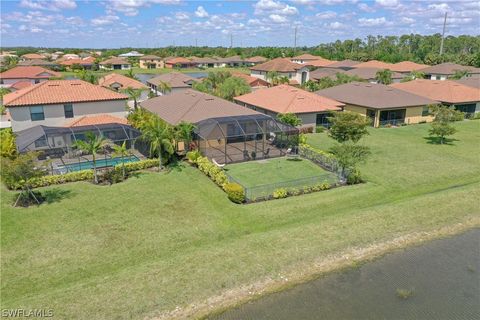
151 217 480 320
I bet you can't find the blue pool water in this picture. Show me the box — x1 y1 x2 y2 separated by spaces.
64 155 140 172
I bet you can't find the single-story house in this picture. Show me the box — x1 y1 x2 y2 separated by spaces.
353 60 395 69
291 53 323 64
343 67 405 83
316 82 438 127
0 66 61 85
245 56 268 66
99 57 131 70
140 90 298 163
21 53 45 61
17 59 59 68
390 79 480 116
98 73 148 91
454 77 480 89
139 55 163 69
390 61 429 74
230 72 270 90
250 58 310 85
191 57 222 68
59 57 96 70
146 72 198 95
234 84 344 129
165 57 196 69
217 55 247 67
419 63 480 80
323 59 359 70
3 80 128 132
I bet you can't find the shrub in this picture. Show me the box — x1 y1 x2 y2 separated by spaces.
100 168 125 185
26 170 94 189
472 113 480 120
223 183 245 203
289 188 301 196
320 182 331 190
347 168 363 185
213 170 228 186
273 188 288 199
315 126 325 133
0 128 17 159
186 150 201 164
116 159 159 172
303 185 313 194
208 165 221 179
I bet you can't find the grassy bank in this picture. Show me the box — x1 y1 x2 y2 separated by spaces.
1 121 479 319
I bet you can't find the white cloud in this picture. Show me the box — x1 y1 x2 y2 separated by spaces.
254 0 298 16
269 14 288 23
195 6 209 18
106 0 181 16
358 3 375 13
30 26 43 33
375 0 398 7
327 21 347 30
400 17 414 24
19 0 77 11
358 17 390 27
290 0 314 5
316 11 337 19
175 12 189 20
91 15 120 26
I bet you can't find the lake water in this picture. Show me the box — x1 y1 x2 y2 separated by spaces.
213 229 480 320
66 72 207 84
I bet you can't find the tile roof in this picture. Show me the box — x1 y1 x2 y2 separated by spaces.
10 81 33 91
140 90 260 125
419 62 480 75
191 57 219 64
230 72 270 87
147 72 198 88
251 58 307 72
60 57 96 66
98 73 148 90
139 55 162 60
0 66 61 79
390 61 429 73
234 84 344 114
306 59 337 68
67 114 127 127
309 68 345 80
292 53 322 60
353 60 395 69
165 57 194 65
454 77 480 89
316 82 437 109
3 80 128 107
21 53 45 59
324 59 359 69
17 59 58 66
100 57 131 65
245 56 268 63
217 55 245 63
390 79 480 104
344 67 405 80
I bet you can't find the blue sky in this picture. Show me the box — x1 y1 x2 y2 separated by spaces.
0 0 479 48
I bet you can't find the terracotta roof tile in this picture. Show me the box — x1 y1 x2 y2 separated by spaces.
390 61 429 73
98 73 147 90
251 58 307 72
0 66 61 79
390 79 480 104
354 60 395 69
454 77 480 89
307 59 337 67
100 57 130 65
245 56 268 63
21 53 45 59
67 114 127 127
60 57 95 66
292 53 322 60
165 57 194 65
325 59 359 69
10 81 33 90
231 72 269 87
4 80 128 107
419 62 480 75
344 67 404 80
139 55 162 60
234 84 344 114
147 72 198 88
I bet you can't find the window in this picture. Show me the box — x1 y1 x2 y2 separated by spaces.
34 79 40 84
64 104 74 118
34 136 47 148
422 106 430 116
30 106 45 121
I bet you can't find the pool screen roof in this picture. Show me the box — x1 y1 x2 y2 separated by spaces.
16 123 141 152
194 114 298 140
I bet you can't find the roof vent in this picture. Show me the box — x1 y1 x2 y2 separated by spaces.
70 83 82 86
205 97 214 101
48 84 60 87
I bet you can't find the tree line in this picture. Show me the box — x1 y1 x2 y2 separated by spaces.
3 34 479 67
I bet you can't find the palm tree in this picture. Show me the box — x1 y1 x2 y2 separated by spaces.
449 69 470 80
266 71 279 85
278 76 290 85
375 69 393 85
140 116 174 171
124 87 142 110
112 141 130 179
156 81 172 95
175 121 196 152
72 132 108 184
125 69 136 79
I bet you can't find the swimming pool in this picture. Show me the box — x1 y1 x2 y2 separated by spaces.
63 155 140 172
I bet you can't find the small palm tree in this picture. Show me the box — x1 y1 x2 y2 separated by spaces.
157 81 172 95
278 76 290 84
112 141 130 179
449 69 470 80
72 132 108 184
375 69 393 85
125 69 136 79
124 87 143 110
140 116 174 171
266 71 279 85
175 121 196 152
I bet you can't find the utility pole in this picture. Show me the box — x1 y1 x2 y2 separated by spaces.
440 12 447 55
195 38 198 47
294 26 297 54
230 34 233 48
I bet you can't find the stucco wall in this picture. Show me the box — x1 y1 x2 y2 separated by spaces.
404 106 434 124
8 99 127 132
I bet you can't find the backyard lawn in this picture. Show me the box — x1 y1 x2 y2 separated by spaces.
1 121 479 319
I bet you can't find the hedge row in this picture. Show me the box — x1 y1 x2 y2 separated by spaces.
6 159 160 190
191 153 245 203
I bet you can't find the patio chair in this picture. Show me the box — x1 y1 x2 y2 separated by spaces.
243 150 251 161
212 158 225 168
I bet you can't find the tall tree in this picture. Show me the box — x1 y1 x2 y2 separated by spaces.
72 132 108 184
217 77 251 101
124 87 143 110
174 121 196 152
112 141 130 179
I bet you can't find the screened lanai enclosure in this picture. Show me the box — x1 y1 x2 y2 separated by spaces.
16 123 142 174
194 114 299 164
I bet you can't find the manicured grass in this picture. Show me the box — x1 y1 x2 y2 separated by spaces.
60 67 249 78
1 121 479 319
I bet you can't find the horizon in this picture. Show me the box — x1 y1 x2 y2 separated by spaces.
1 0 479 49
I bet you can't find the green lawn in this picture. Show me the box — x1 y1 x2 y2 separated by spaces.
225 157 339 199
1 121 480 319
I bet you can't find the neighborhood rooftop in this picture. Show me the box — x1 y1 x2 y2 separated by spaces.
98 73 147 90
250 58 307 72
419 62 480 75
390 61 429 73
140 89 259 125
344 67 405 80
147 72 197 88
234 84 344 114
390 79 480 104
316 82 438 109
353 60 394 69
3 80 128 107
0 66 61 79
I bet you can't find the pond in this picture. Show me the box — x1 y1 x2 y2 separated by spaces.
213 229 480 320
